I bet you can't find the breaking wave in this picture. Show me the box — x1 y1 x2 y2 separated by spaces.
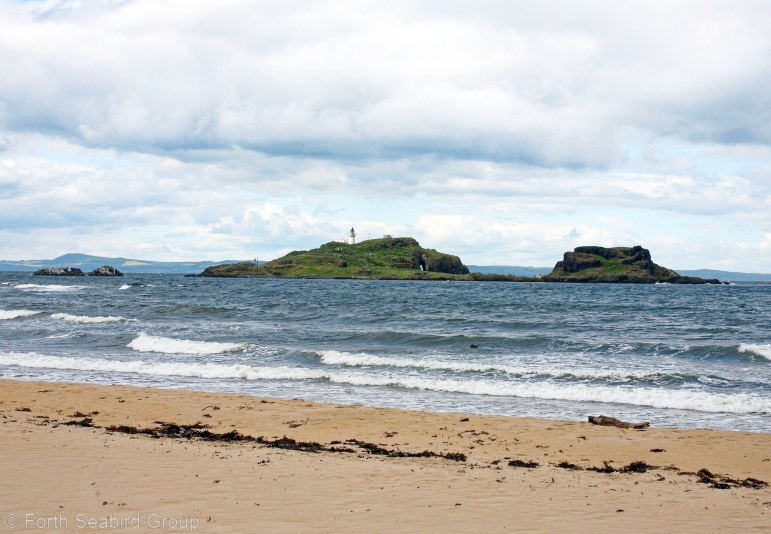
128 332 247 355
739 344 771 361
0 309 43 320
51 313 127 324
315 350 681 382
0 352 323 380
14 284 85 292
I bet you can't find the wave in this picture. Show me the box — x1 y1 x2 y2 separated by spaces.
0 352 323 380
0 309 43 320
321 373 771 415
14 284 85 292
119 283 152 290
127 332 247 355
739 344 771 361
354 330 497 347
51 313 127 324
314 350 683 382
0 351 767 415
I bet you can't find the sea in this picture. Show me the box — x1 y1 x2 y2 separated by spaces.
1 272 770 433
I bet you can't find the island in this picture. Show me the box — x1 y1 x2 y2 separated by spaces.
88 265 124 277
32 267 86 276
543 246 723 284
32 265 124 277
201 237 474 280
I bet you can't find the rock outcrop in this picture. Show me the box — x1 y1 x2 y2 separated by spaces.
33 267 85 276
545 246 722 284
89 265 124 277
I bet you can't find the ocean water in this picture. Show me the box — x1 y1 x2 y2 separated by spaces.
1 273 770 433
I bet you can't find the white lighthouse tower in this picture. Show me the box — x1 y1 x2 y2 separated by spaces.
348 227 356 245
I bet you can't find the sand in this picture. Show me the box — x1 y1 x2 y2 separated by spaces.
0 379 769 533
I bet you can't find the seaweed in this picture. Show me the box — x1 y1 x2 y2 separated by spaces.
101 422 466 461
62 417 95 427
256 436 326 453
344 439 466 462
587 462 617 473
621 461 656 473
692 468 768 490
554 461 583 471
508 459 540 468
106 421 251 441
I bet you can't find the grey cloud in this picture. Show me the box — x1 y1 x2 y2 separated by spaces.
2 1 770 170
2 1 771 270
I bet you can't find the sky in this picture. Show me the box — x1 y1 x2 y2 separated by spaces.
1 0 770 271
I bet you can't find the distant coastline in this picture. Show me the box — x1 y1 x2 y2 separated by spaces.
0 253 242 275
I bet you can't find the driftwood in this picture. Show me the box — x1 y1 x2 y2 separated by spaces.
588 415 649 429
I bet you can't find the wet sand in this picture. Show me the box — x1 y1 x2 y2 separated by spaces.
0 379 769 532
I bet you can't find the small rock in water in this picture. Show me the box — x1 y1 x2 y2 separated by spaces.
89 265 124 277
33 267 85 276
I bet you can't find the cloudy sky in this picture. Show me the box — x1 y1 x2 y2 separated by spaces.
1 0 770 270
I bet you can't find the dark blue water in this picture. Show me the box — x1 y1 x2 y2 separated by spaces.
1 273 770 432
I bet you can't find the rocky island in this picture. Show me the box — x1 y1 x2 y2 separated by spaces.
202 237 473 280
33 267 85 276
88 265 124 276
33 265 124 277
544 246 723 284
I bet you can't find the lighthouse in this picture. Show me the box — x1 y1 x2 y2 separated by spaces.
348 227 356 245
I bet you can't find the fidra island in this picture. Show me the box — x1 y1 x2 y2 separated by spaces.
201 230 723 284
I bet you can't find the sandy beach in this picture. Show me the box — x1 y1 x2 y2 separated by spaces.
0 379 769 532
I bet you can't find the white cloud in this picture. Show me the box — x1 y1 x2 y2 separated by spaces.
0 1 770 271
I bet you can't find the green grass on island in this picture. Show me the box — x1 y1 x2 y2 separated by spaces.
201 237 529 280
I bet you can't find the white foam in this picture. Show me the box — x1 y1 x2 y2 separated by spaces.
51 313 127 324
15 284 85 292
0 352 326 381
0 309 43 320
739 344 771 360
316 350 672 381
1 351 767 415
119 284 131 290
323 372 771 415
128 332 246 355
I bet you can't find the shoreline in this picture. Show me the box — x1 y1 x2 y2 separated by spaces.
1 379 769 532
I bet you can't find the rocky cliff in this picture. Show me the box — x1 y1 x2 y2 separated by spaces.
545 246 722 284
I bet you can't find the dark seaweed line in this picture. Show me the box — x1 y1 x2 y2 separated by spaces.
59 418 468 462
506 458 767 490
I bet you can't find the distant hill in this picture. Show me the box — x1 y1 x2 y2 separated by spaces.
467 265 552 277
676 269 771 282
0 253 243 274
